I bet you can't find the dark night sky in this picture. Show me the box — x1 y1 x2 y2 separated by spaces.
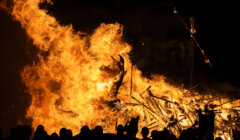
0 0 240 136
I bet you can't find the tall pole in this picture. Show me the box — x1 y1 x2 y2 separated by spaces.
189 16 196 93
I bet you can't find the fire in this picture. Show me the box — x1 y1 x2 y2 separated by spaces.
9 0 240 139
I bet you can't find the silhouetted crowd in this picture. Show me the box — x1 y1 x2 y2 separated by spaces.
1 107 240 140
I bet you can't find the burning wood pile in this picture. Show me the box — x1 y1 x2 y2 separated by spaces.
108 68 240 139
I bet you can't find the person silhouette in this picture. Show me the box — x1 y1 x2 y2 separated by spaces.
76 125 91 140
125 116 140 140
215 137 222 140
33 125 48 140
116 125 124 136
150 130 158 140
168 134 177 140
59 128 68 140
22 125 32 140
92 126 104 140
0 128 2 140
50 132 59 140
141 127 149 140
67 129 72 139
116 125 125 140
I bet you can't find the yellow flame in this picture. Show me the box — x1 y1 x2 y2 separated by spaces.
10 0 240 139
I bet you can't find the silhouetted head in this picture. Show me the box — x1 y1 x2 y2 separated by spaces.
80 126 90 136
33 125 48 140
59 128 68 139
116 125 124 136
126 116 139 137
16 125 23 138
151 130 158 140
204 104 209 111
141 127 149 138
36 125 44 132
51 133 59 140
67 129 72 137
23 125 32 137
51 133 58 137
10 128 17 138
163 127 170 136
168 134 177 140
93 126 103 136
215 137 223 140
197 109 202 114
0 128 2 139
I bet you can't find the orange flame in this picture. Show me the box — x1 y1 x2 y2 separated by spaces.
11 0 240 139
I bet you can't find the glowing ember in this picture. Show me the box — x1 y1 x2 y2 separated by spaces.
10 0 240 139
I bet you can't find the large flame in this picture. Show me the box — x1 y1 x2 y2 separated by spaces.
10 0 240 139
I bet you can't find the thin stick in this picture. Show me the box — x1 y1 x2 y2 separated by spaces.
131 96 156 114
219 98 223 109
130 63 133 96
180 106 194 125
232 105 240 108
149 94 175 104
146 110 164 127
125 103 140 106
147 121 157 127
148 125 159 130
185 113 194 125
151 97 164 115
143 106 147 121
189 27 194 94
140 85 152 95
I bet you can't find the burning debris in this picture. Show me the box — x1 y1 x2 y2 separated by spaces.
101 55 126 97
5 0 240 139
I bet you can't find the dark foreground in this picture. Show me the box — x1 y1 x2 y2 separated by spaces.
0 107 240 140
